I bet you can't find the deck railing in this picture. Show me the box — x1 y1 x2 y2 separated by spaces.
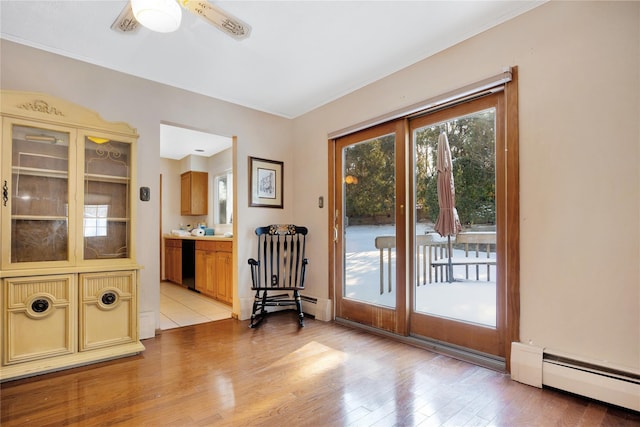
374 232 497 293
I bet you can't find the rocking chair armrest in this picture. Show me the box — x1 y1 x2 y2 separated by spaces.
299 258 309 288
248 258 259 266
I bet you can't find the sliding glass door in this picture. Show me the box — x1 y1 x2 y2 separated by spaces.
331 74 518 363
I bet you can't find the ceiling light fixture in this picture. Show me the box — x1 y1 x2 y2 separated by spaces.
131 0 182 33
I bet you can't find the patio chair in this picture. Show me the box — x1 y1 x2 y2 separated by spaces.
248 224 308 328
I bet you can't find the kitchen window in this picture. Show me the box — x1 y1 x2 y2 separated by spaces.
214 171 232 225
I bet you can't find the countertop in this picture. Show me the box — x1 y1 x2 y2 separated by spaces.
163 233 233 241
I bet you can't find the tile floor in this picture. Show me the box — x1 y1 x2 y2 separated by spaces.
160 281 232 330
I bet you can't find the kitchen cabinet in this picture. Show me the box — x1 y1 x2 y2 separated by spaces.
181 171 208 216
0 90 144 381
164 239 182 284
195 240 232 305
195 247 215 297
215 249 232 304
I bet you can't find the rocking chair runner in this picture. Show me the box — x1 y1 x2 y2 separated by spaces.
248 224 308 328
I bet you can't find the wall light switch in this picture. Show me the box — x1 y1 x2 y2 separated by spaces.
318 196 324 208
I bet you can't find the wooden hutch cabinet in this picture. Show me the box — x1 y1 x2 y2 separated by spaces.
0 91 144 381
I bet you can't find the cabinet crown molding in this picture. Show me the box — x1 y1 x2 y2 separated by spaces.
2 90 137 137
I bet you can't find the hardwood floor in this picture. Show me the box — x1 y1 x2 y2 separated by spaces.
2 313 639 426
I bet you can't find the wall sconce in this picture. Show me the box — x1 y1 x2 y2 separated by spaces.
131 0 182 33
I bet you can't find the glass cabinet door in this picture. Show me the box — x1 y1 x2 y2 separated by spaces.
4 123 73 265
82 136 131 260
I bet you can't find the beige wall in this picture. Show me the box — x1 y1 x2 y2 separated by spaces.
1 1 638 372
0 39 295 334
292 1 639 371
160 157 186 241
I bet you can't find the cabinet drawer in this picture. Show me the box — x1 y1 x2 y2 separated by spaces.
165 239 182 248
3 275 77 365
196 240 232 252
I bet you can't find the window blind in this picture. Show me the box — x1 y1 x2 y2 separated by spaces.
328 68 512 140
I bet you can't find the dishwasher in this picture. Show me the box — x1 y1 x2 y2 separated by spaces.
181 239 196 291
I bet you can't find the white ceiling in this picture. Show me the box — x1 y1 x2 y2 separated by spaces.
0 0 544 158
160 123 232 160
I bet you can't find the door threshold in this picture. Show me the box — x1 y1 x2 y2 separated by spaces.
335 317 505 372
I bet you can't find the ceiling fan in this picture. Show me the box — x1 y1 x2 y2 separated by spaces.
111 0 251 40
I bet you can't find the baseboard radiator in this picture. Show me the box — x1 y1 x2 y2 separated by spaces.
300 294 332 321
511 342 640 411
300 294 317 317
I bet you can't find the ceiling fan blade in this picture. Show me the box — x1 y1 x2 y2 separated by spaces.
110 2 140 33
180 0 251 40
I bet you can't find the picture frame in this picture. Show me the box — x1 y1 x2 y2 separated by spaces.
249 156 283 208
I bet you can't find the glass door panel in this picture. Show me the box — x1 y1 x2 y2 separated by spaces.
335 121 406 334
343 132 396 307
83 136 131 260
7 123 72 264
413 109 497 327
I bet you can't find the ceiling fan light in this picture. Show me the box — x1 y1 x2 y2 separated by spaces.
131 0 182 33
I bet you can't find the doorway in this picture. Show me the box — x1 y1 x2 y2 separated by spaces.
159 124 234 326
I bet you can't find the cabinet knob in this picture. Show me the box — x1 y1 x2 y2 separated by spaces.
101 292 117 305
31 298 50 313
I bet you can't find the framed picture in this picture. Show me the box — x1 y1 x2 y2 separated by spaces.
249 156 283 208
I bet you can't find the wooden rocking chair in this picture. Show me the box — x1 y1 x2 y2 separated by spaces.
248 224 308 328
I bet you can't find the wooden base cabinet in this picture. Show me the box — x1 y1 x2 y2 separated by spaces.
1 271 144 382
195 240 232 305
164 239 182 284
215 249 232 304
195 247 216 298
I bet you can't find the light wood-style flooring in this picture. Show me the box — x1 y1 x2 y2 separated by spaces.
160 281 232 330
2 313 638 426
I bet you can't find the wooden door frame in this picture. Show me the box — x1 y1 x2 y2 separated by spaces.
327 68 519 371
